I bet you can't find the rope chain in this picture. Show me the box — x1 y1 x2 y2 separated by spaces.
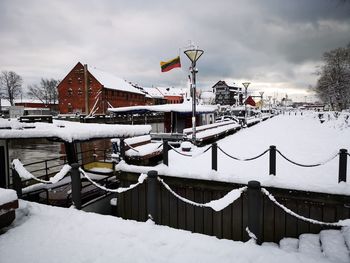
218 146 269 161
261 188 347 227
276 149 339 168
168 143 212 157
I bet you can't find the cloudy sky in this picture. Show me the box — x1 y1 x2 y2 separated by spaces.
1 0 349 101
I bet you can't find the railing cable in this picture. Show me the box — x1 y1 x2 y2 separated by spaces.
218 147 269 161
276 149 339 167
12 159 71 184
79 168 147 193
158 177 247 211
168 143 212 157
261 188 349 227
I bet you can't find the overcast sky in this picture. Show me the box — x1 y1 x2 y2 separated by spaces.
1 0 349 101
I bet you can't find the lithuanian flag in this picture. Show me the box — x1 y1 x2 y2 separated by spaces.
160 56 181 72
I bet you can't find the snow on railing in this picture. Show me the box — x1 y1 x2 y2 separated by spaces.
79 168 147 193
12 159 71 184
158 177 247 211
261 187 350 227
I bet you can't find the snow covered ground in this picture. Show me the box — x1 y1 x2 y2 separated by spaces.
118 112 350 195
0 200 338 263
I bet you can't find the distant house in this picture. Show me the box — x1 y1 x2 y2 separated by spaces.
14 99 58 113
212 80 242 106
155 87 186 104
57 62 146 115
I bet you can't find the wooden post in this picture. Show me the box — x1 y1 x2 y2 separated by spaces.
247 180 262 244
212 143 217 171
70 163 82 209
163 140 169 166
147 170 158 223
120 139 125 160
269 145 276 175
11 168 22 198
338 149 348 183
64 142 78 165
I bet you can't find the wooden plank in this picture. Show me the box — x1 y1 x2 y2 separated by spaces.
297 202 310 235
309 205 322 234
131 186 139 221
124 181 132 220
242 193 249 241
323 205 336 224
161 183 170 225
169 185 178 229
185 187 195 232
138 182 147 222
222 196 232 240
212 191 223 239
274 198 286 243
203 190 213 236
285 199 297 238
177 187 187 230
263 195 275 242
232 194 242 241
194 188 204 234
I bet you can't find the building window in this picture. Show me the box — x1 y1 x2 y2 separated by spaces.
77 88 82 96
68 88 73 96
89 87 93 95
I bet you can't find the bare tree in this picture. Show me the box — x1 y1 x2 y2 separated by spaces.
315 44 350 110
27 78 59 105
0 71 23 106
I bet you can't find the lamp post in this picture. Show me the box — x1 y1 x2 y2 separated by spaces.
259 91 264 111
184 46 204 143
242 82 250 124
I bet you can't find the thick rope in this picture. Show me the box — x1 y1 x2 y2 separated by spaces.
12 159 71 184
168 143 212 157
218 147 269 161
124 141 140 153
276 149 339 168
79 168 147 193
158 177 247 211
261 188 349 227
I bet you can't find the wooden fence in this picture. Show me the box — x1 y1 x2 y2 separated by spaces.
115 171 350 243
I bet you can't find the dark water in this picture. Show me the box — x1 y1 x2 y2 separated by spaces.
9 138 63 164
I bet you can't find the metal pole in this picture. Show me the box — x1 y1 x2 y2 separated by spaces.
244 86 247 124
338 149 348 183
147 170 158 223
192 62 197 143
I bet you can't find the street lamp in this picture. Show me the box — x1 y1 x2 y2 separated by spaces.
184 46 204 143
259 91 264 111
242 82 250 124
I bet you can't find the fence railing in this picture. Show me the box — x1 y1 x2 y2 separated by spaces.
162 141 348 183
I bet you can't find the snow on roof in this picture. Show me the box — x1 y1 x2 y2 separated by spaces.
0 119 151 142
108 103 217 114
156 87 187 97
142 87 164 99
88 67 144 95
14 99 56 105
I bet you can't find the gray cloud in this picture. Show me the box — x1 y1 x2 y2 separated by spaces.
0 0 349 100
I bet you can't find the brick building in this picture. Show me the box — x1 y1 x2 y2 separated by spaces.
212 80 242 106
57 62 146 115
